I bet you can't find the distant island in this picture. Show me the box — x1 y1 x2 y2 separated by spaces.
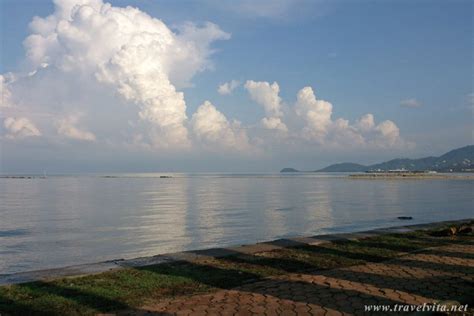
280 168 300 173
281 145 474 173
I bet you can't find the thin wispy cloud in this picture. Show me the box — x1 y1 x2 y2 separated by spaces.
400 98 422 108
206 0 331 20
467 93 474 113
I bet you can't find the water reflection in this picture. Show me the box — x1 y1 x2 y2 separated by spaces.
0 174 472 274
125 177 191 256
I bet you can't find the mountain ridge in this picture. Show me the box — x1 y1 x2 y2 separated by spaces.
280 145 474 173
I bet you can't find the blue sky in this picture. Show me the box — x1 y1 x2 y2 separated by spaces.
0 0 472 172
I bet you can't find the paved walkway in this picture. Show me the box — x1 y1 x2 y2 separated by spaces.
121 242 474 315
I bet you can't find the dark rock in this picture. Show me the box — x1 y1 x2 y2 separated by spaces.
458 225 473 235
430 226 458 237
397 216 413 220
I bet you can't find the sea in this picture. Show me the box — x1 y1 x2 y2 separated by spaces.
0 173 472 274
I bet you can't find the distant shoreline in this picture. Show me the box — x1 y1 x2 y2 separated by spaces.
281 145 474 173
348 173 474 179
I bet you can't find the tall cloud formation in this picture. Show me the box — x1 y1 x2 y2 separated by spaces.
244 80 288 132
1 0 409 165
295 86 332 140
17 0 229 148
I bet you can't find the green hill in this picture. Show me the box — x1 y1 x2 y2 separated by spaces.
281 145 474 173
316 163 367 172
366 145 473 172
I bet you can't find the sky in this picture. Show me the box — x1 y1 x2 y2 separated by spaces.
0 0 472 173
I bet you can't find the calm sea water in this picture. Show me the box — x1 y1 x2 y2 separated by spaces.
0 173 472 274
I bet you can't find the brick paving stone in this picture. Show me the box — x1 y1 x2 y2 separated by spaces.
122 242 473 316
325 310 344 316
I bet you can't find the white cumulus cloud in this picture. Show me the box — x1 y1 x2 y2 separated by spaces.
245 80 283 117
245 80 288 132
3 117 41 139
261 117 288 132
355 113 375 132
20 0 229 148
191 101 252 152
56 114 96 141
295 86 332 141
373 120 401 147
218 80 240 95
292 86 405 148
1 0 411 166
0 74 14 108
